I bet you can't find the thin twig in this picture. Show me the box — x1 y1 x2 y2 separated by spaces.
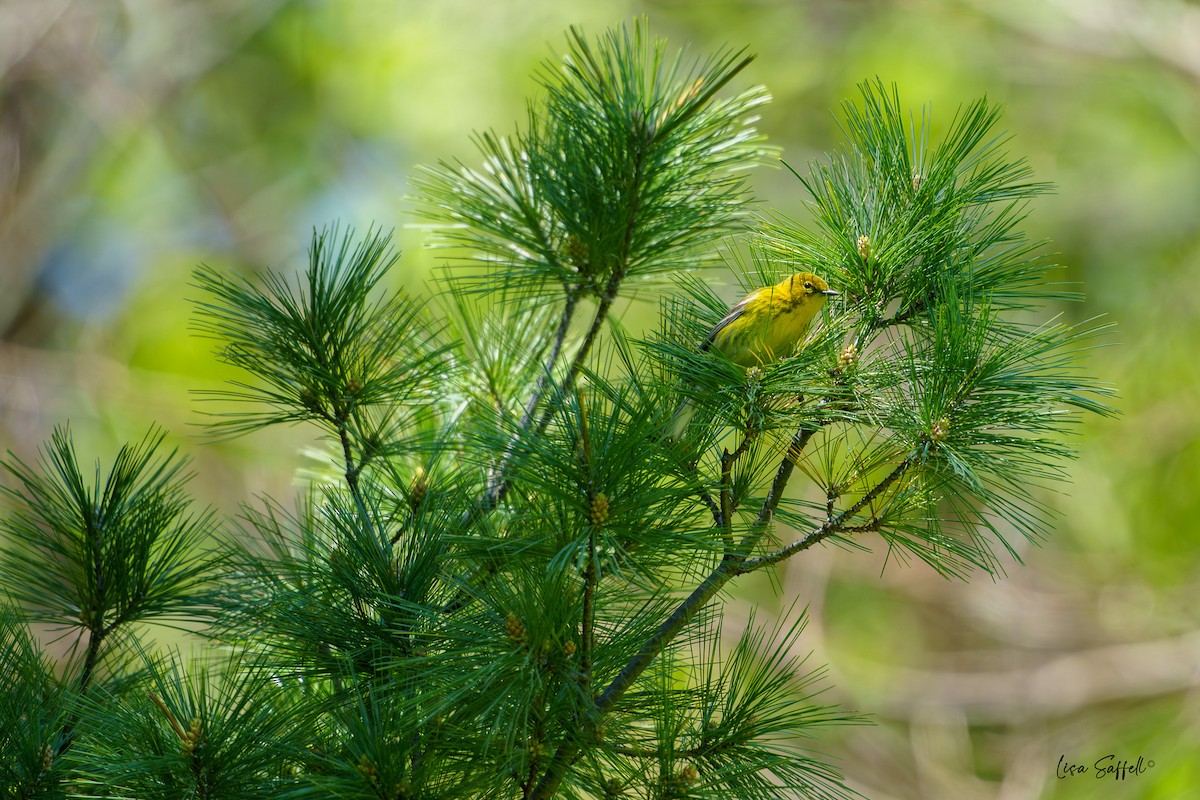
733 455 913 574
580 537 597 691
337 421 379 542
522 293 580 431
519 276 621 477
484 292 581 505
56 516 108 757
719 448 734 551
718 428 757 553
697 484 722 527
578 390 597 693
484 284 612 512
723 423 823 563
608 741 714 760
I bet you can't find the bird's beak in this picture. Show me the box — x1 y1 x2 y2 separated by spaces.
822 289 839 296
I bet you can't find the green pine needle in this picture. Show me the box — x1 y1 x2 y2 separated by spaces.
193 225 453 445
0 427 219 647
415 19 772 301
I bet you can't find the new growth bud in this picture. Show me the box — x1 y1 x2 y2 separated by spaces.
589 492 610 526
408 467 428 510
838 343 859 370
505 612 527 645
182 717 203 756
857 234 871 261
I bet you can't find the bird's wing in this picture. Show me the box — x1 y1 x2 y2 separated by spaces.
701 289 760 352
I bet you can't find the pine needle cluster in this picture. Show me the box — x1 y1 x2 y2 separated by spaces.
0 21 1111 800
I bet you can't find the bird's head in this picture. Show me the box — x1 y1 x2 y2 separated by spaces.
784 272 838 307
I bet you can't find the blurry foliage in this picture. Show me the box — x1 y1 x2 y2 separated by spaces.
0 1 1197 798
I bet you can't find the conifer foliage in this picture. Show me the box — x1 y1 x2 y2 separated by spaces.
0 21 1110 800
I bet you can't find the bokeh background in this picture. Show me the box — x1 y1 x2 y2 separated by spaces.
2 1 1198 798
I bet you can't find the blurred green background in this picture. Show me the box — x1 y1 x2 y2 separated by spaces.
1 1 1197 798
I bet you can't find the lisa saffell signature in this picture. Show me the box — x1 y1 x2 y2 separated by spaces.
1057 754 1155 781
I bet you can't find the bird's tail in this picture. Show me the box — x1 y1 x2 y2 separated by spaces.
664 397 697 440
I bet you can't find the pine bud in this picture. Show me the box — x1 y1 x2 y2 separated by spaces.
298 385 322 413
505 612 526 645
856 234 871 261
912 171 924 191
603 778 625 798
838 343 859 370
563 640 577 656
181 717 203 756
565 234 590 272
931 416 951 442
408 467 428 510
589 492 609 526
357 753 377 781
663 764 700 796
346 377 363 395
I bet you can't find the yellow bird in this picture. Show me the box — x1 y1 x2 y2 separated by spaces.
669 272 837 437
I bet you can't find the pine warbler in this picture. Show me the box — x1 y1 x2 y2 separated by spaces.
669 272 837 437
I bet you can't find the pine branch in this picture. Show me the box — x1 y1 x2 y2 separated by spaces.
529 412 919 799
749 424 822 533
521 295 582 434
734 454 915 573
192 224 451 448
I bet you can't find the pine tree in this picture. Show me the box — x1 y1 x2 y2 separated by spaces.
0 21 1111 800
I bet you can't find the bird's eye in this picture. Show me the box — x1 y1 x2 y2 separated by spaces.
803 281 812 290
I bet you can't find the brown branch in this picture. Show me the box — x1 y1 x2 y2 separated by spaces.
718 428 755 553
733 455 914 574
698 485 722 527
719 422 824 564
719 449 734 552
337 420 380 542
